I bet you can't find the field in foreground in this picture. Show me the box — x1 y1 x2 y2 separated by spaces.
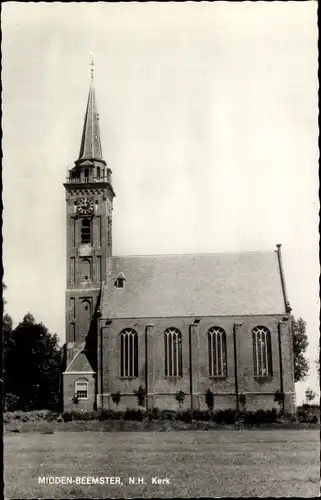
4 430 320 498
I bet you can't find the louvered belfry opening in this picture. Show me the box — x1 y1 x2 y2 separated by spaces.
81 218 91 244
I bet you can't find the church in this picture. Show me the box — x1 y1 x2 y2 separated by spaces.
62 71 295 413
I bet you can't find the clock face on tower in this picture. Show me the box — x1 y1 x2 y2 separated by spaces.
77 197 94 215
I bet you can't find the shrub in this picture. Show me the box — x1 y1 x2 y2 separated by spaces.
111 392 121 408
213 409 236 425
98 409 120 421
175 390 185 410
4 410 61 423
124 409 144 421
146 407 161 421
12 411 23 420
205 389 214 412
176 409 193 423
4 413 11 424
239 393 246 410
4 393 19 412
44 411 59 422
305 388 316 404
298 406 318 424
274 390 285 410
61 410 97 421
62 412 73 422
77 410 97 421
283 412 296 422
71 410 84 421
192 410 210 421
133 386 146 408
241 409 278 425
160 410 176 421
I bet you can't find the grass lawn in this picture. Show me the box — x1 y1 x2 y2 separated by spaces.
4 429 320 498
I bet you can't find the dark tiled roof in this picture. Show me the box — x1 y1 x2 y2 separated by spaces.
78 82 103 161
101 251 286 318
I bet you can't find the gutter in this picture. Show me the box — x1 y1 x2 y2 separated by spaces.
233 324 239 412
276 244 292 314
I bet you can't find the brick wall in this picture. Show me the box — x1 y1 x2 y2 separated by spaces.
65 185 112 344
95 314 295 412
63 372 96 411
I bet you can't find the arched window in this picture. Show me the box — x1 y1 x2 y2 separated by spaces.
208 327 227 377
80 258 91 281
81 218 91 244
164 328 182 377
80 300 91 337
252 326 272 377
84 168 89 182
75 378 88 399
120 329 138 377
97 166 101 178
70 322 76 342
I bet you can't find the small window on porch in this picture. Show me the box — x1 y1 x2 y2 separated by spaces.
75 378 88 399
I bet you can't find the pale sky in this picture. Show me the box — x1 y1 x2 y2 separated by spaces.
2 2 319 404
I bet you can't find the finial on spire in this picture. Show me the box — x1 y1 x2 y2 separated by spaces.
88 51 95 81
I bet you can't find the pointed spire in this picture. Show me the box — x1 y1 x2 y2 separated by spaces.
77 54 104 163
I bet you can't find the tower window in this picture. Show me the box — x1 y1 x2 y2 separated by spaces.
208 327 227 378
84 169 89 182
164 328 182 377
97 167 100 178
252 326 273 377
70 322 76 342
81 218 91 244
80 259 91 281
80 299 91 337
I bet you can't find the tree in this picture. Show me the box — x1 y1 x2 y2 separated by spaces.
291 316 309 383
3 282 7 306
175 390 185 410
133 385 146 408
305 388 316 404
4 312 61 411
205 389 214 412
239 393 246 411
111 391 121 408
273 390 285 413
2 284 17 410
316 342 320 380
3 313 14 360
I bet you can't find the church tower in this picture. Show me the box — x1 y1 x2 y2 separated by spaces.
64 63 115 347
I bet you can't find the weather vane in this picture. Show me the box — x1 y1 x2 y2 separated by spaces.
89 52 95 81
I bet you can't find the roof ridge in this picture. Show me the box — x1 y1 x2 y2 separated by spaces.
109 250 276 258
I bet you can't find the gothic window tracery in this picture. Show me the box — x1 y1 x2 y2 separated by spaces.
120 329 138 378
208 327 227 377
252 326 272 377
164 328 182 377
